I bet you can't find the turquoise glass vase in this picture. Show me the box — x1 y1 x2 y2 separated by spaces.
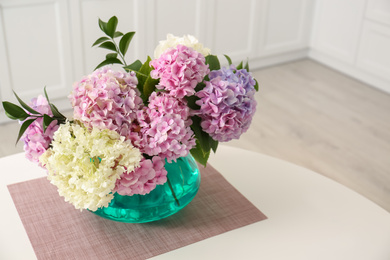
91 154 200 223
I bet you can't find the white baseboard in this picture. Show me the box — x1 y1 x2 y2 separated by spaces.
249 49 309 71
309 49 390 95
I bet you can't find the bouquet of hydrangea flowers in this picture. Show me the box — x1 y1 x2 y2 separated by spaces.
2 16 258 212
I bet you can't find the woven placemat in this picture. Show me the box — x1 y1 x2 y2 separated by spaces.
8 164 267 259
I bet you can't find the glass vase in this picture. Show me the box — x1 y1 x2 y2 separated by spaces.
90 154 200 223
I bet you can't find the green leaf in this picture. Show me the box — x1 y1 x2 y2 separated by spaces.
138 57 153 75
13 91 40 115
92 36 110 47
4 110 20 120
43 87 66 120
143 76 158 102
190 140 210 167
119 32 135 56
224 54 232 65
98 41 117 52
106 16 118 38
131 70 149 79
190 115 220 164
205 55 220 71
211 139 218 153
114 31 123 38
244 60 250 72
124 60 142 72
254 79 259 91
132 71 148 96
16 118 35 145
236 61 243 70
194 82 206 92
44 86 51 104
94 57 123 70
98 18 108 35
191 116 210 152
136 56 153 94
50 104 66 122
106 53 117 59
185 95 200 110
43 114 55 133
2 101 29 120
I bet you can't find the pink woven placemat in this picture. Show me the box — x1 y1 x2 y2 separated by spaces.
8 164 267 260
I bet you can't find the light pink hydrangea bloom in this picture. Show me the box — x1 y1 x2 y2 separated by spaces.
114 156 167 196
22 95 59 166
150 44 209 98
133 92 195 162
148 92 191 119
69 66 143 138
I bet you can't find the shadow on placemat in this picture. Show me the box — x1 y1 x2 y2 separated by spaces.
8 164 267 260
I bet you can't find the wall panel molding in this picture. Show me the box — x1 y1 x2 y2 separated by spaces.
256 0 314 59
357 21 390 81
0 0 322 123
263 0 310 53
366 0 390 26
310 0 366 64
212 0 257 61
309 0 390 94
0 0 73 104
0 5 13 103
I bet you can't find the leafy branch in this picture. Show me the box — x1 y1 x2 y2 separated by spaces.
92 16 135 70
2 87 67 144
93 16 158 104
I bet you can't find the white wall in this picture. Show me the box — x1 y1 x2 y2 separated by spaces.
0 0 314 123
310 0 390 94
5 0 390 124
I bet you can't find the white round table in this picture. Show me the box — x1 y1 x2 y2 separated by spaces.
1 146 389 259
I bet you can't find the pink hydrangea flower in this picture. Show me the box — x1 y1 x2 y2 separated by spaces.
114 156 167 196
69 66 143 138
133 92 195 162
148 92 191 119
22 95 59 166
196 66 257 142
150 44 209 98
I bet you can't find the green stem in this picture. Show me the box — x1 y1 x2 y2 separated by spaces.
167 177 180 207
111 38 128 67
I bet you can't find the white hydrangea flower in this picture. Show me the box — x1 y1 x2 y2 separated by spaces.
154 33 211 59
39 121 142 211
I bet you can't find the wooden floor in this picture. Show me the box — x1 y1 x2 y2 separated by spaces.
1 59 389 212
227 59 390 212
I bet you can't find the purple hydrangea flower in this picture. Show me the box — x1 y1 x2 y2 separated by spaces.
69 66 143 138
150 44 209 98
196 65 257 142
